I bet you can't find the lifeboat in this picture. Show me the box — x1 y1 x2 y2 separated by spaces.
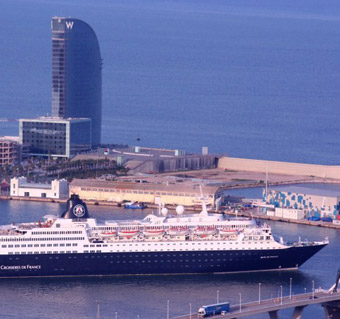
219 228 238 236
167 227 188 236
194 227 216 237
101 230 117 238
118 229 139 237
143 228 164 237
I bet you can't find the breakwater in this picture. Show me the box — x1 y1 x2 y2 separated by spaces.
218 157 340 180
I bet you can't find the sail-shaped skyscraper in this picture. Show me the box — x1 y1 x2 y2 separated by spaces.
51 17 102 146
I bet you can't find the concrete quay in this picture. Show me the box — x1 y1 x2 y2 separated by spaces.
228 209 340 230
0 195 67 204
0 194 205 213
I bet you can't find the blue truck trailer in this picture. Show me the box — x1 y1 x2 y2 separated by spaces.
197 302 230 317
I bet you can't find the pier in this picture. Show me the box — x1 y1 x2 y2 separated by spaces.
174 287 340 319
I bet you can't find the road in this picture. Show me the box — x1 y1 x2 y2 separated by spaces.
173 290 340 319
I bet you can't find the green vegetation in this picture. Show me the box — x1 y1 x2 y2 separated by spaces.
0 158 128 183
46 159 128 181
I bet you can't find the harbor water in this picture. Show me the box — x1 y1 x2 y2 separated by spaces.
1 0 340 317
0 199 338 319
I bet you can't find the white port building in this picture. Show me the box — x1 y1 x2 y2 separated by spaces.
10 177 69 199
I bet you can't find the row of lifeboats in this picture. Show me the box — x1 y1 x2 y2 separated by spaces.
99 227 238 238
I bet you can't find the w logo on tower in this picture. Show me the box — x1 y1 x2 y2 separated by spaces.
65 21 74 30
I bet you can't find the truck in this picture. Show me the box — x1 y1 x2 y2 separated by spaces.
197 302 230 317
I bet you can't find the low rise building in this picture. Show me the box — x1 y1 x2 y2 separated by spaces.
10 177 69 199
19 117 92 158
274 207 305 220
70 179 219 207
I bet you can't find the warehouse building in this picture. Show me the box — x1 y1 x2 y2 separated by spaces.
264 186 340 220
70 179 219 207
10 177 69 199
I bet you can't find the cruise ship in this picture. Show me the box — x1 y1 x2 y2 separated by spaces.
0 195 328 278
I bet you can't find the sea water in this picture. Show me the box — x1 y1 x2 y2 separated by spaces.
1 0 340 164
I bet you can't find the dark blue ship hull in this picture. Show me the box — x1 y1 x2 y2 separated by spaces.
0 243 326 278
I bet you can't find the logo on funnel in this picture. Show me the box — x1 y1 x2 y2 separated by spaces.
73 204 85 218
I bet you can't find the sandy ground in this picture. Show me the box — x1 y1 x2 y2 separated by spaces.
154 168 340 187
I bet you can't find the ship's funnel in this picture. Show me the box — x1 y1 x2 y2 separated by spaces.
61 194 90 219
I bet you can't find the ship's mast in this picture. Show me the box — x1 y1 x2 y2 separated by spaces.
199 185 209 216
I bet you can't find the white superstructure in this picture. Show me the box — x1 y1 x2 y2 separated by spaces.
0 195 329 277
0 204 312 257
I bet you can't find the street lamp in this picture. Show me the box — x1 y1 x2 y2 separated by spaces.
239 293 242 313
312 280 315 299
96 300 101 319
290 278 292 300
258 283 262 304
217 290 220 304
167 300 170 319
189 303 192 319
280 286 283 305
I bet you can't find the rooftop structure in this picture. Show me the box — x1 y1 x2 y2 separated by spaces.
51 17 102 146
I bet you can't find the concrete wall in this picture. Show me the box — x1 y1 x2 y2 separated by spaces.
218 157 340 179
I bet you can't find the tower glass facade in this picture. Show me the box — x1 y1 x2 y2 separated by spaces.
51 17 102 145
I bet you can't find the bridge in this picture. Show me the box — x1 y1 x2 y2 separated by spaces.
174 289 340 319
